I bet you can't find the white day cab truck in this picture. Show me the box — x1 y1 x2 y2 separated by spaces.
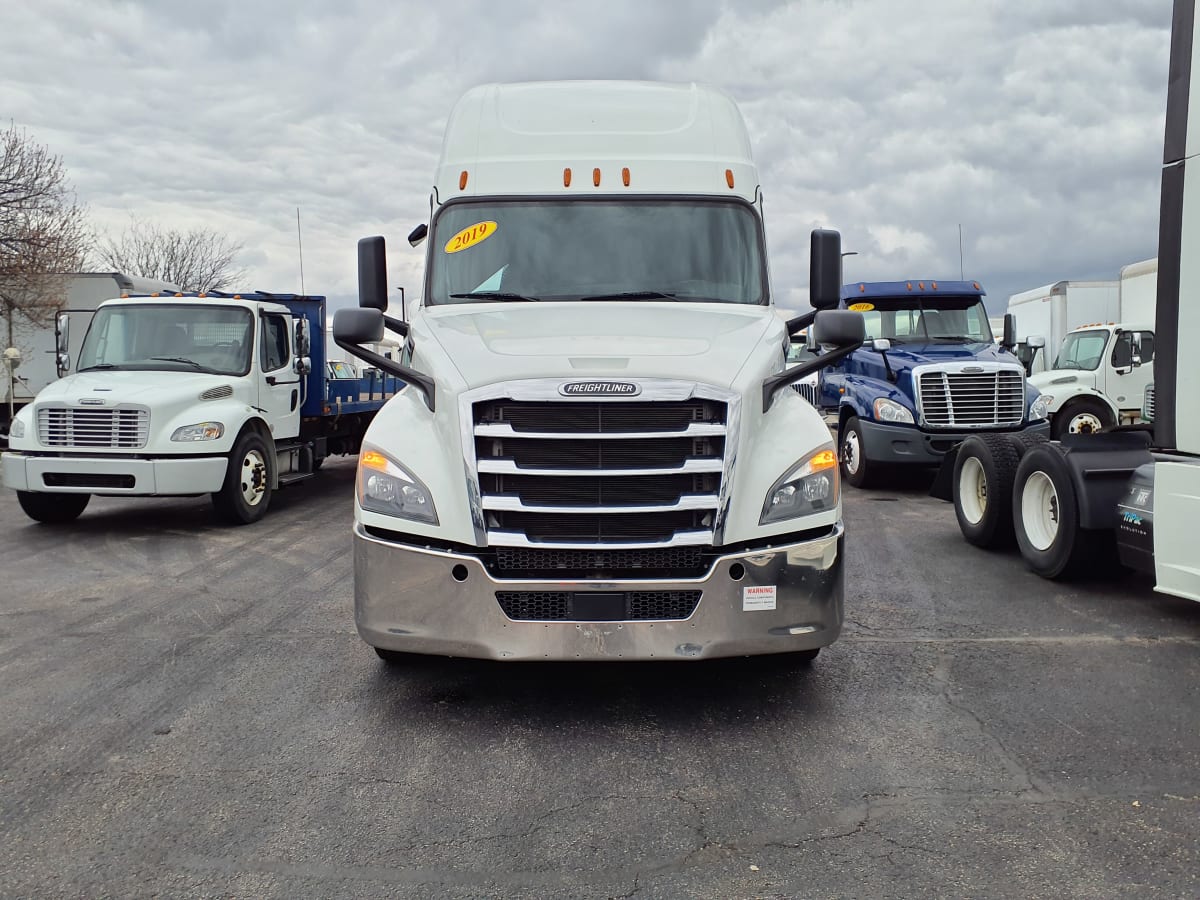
331 81 867 664
2 272 177 443
2 291 399 524
936 0 1198 603
1008 259 1157 438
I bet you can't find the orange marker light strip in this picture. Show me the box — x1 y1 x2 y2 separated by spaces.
811 449 838 470
361 450 389 472
459 170 469 190
622 167 630 187
593 168 601 187
725 169 735 189
563 167 572 187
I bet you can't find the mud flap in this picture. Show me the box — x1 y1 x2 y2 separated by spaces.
929 444 960 501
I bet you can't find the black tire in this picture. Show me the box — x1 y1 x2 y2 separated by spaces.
211 430 273 525
16 491 90 524
1006 430 1050 459
791 647 820 665
952 434 1020 548
1051 398 1114 439
1012 446 1096 578
839 416 880 488
374 647 408 666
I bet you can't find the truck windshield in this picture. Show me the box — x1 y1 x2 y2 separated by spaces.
427 198 766 305
78 304 254 375
1053 329 1110 371
855 298 993 343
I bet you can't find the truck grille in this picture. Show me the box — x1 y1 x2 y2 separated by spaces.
791 381 818 405
473 396 729 550
916 368 1025 429
37 406 150 449
495 590 702 622
1143 384 1155 422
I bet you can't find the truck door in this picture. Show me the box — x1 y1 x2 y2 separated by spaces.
1110 330 1155 415
258 312 300 440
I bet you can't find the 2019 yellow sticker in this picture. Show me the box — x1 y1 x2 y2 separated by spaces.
848 302 875 312
444 221 497 254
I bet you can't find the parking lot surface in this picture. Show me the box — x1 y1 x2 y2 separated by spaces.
1 459 1197 898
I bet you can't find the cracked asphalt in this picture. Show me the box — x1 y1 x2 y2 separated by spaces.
1 458 1198 898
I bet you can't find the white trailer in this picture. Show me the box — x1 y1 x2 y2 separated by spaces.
2 273 177 439
1007 280 1121 374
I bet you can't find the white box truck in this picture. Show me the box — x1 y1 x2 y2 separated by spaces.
1009 265 1157 438
332 81 866 664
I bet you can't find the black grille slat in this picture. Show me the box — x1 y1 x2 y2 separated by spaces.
493 511 707 543
481 473 718 507
42 473 135 489
495 590 702 621
493 546 707 577
476 400 724 433
477 436 722 471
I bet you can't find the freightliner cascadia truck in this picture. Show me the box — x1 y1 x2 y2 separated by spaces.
2 291 398 524
816 280 1049 488
332 81 866 664
937 0 1198 603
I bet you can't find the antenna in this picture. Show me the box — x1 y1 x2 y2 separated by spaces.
296 207 306 295
958 224 965 280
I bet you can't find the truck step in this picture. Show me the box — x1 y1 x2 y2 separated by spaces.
278 472 316 488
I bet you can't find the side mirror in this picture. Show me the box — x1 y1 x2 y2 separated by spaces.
358 236 388 311
808 229 843 310
1027 335 1046 349
55 313 69 355
1002 313 1017 349
333 307 385 344
763 309 864 411
408 224 428 247
293 356 312 376
295 318 311 358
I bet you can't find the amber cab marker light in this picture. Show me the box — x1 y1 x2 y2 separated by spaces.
973 282 981 290
918 282 925 290
459 170 468 190
593 167 601 187
361 450 389 472
811 449 838 471
859 284 866 292
931 282 938 290
725 168 735 189
563 167 572 187
622 167 631 187
906 282 913 291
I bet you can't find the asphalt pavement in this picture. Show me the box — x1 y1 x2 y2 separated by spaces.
1 459 1197 898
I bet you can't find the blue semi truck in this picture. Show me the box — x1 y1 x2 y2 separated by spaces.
816 280 1050 488
2 290 402 524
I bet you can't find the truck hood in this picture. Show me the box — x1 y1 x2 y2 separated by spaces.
877 342 1020 368
416 302 777 390
33 370 245 406
1029 369 1098 391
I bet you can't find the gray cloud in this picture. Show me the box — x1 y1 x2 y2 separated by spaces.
0 0 1172 314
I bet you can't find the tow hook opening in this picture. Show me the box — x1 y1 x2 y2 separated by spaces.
451 564 469 583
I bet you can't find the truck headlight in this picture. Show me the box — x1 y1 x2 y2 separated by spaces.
171 422 225 441
358 448 439 525
8 417 24 439
873 397 914 424
1030 394 1052 420
760 446 839 525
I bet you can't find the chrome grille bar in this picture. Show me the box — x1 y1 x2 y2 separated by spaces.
36 406 150 449
915 365 1025 429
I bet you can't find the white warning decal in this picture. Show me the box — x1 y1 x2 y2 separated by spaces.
742 585 777 611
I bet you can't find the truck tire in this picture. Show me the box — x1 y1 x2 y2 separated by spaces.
211 430 273 525
952 435 1019 548
1012 446 1096 578
840 416 880 488
16 491 90 524
1006 430 1050 459
1052 398 1114 439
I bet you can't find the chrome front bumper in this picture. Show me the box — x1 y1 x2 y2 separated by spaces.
354 523 845 661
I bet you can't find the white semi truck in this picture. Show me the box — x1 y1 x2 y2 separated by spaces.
940 0 1199 604
332 81 866 664
1008 262 1158 437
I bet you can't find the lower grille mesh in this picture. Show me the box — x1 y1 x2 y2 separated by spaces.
493 546 707 577
495 591 702 622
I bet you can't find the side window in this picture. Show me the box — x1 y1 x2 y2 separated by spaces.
1111 332 1134 368
261 314 291 372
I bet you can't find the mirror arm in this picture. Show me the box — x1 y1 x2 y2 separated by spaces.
762 340 863 413
382 314 409 338
334 337 435 412
785 310 817 336
878 349 897 383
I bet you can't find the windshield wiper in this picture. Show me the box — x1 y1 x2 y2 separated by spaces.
579 290 680 302
150 356 206 369
448 291 542 302
928 336 978 343
78 363 119 371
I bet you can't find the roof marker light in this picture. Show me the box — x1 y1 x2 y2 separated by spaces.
151 292 160 297
198 292 207 298
973 282 981 290
563 167 572 187
233 294 241 299
175 292 183 297
725 169 735 189
459 170 468 190
931 282 938 290
906 282 913 291
859 284 866 292
622 167 630 187
120 292 129 298
593 168 601 187
918 282 925 290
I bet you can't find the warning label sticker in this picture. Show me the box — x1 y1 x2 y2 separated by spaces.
742 585 777 611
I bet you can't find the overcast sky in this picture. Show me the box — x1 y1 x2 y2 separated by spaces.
0 0 1171 315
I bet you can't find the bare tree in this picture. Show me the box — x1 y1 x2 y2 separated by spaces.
97 215 248 293
0 123 90 351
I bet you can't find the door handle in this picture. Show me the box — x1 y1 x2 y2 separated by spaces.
266 376 300 386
